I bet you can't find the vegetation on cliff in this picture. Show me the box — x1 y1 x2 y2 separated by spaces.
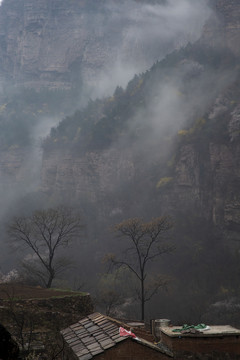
43 43 236 154
0 87 80 149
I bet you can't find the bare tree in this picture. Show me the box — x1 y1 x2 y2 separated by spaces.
7 206 84 288
108 216 174 321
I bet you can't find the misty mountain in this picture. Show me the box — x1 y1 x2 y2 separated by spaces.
0 0 240 323
0 0 210 220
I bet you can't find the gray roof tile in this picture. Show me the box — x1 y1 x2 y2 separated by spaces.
86 343 102 351
79 354 92 360
91 348 104 356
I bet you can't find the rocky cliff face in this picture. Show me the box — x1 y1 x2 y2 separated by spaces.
0 0 211 89
0 0 198 91
0 0 119 89
41 146 136 220
162 127 240 238
202 0 240 56
39 0 240 242
40 101 240 241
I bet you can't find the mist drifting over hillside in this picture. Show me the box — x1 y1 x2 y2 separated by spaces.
3 0 240 327
0 0 212 267
0 0 212 210
83 0 212 98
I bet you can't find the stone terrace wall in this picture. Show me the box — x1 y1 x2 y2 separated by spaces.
0 292 94 330
0 292 94 357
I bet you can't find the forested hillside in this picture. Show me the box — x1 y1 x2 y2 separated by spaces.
0 0 240 325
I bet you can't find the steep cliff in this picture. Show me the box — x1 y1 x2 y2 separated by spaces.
39 0 240 245
0 0 203 91
0 0 120 89
159 87 240 240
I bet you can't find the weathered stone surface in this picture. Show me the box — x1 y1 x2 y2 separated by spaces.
0 0 188 90
202 0 240 56
41 147 135 206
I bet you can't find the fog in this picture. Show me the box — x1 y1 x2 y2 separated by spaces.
0 0 211 263
1 0 239 324
89 0 212 98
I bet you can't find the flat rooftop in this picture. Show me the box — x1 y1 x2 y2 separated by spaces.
161 325 240 338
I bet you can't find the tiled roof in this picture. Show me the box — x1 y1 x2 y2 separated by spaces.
61 312 173 360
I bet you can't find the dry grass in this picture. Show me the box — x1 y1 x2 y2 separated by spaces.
0 283 82 300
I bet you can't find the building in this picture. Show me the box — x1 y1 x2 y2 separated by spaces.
60 312 173 360
160 324 240 359
61 313 240 360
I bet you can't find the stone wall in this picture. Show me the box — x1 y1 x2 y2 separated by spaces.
0 292 94 357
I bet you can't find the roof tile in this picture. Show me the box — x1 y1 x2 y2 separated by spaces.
99 339 115 348
79 354 92 360
87 343 102 351
87 325 99 332
91 348 104 356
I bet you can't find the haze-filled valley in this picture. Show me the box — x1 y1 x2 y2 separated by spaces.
0 0 240 327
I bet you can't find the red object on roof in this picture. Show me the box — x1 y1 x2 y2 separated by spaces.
119 327 137 338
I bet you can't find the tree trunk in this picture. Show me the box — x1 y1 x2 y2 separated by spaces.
46 270 54 288
141 276 144 321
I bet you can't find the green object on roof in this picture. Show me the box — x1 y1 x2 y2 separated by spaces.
172 324 207 332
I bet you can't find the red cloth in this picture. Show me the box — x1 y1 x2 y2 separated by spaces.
119 327 137 338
